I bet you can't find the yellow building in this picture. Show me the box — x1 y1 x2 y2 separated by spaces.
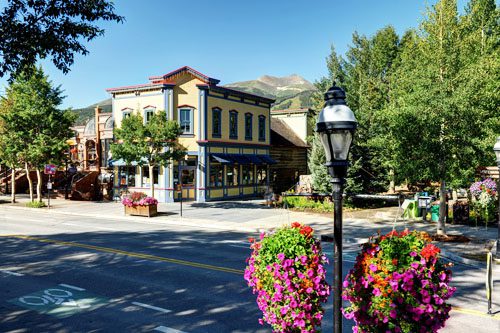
106 66 276 202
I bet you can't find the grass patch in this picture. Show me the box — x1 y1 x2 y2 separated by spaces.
26 201 46 208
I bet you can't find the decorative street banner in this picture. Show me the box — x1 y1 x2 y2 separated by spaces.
44 164 57 175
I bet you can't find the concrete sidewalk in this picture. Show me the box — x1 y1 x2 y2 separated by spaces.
1 194 498 265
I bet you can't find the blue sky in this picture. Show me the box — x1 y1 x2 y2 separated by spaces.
1 0 468 108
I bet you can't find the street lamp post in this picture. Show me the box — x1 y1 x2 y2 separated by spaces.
493 137 500 258
316 84 357 333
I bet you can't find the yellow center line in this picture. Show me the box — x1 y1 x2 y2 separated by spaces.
0 234 244 275
2 235 498 321
452 306 500 320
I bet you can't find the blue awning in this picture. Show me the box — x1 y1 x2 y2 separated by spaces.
232 154 251 164
108 158 147 167
258 155 277 164
211 153 234 164
245 154 263 164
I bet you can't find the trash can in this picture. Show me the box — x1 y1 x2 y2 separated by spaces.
431 205 439 222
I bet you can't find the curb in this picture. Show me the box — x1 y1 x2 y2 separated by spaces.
0 204 261 234
438 249 485 268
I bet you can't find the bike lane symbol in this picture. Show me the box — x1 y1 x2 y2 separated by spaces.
9 286 108 318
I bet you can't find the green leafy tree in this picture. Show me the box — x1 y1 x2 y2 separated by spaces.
309 28 400 199
111 111 187 198
0 0 123 78
309 46 363 197
0 67 75 202
0 97 24 203
386 0 499 234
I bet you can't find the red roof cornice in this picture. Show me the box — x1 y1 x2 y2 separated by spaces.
148 66 220 85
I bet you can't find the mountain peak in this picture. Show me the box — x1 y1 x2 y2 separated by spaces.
257 74 312 88
224 74 316 110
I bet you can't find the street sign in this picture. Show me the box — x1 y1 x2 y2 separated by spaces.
44 164 57 175
47 182 52 190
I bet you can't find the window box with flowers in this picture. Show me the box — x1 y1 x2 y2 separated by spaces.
122 192 158 217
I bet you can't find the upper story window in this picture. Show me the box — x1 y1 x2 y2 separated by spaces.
245 113 253 140
258 115 266 141
178 108 193 134
122 107 133 120
144 107 156 124
212 107 222 138
229 110 238 139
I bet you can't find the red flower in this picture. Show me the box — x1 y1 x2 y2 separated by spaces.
300 226 313 237
248 237 255 243
291 222 302 228
421 243 440 260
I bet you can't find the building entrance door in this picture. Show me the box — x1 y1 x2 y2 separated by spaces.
179 165 196 200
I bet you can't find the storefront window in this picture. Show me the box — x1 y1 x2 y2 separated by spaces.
227 165 239 186
242 165 253 185
209 163 223 187
142 166 159 186
229 110 238 139
119 166 136 187
257 165 267 185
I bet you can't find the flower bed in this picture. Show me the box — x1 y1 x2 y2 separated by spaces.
342 230 456 333
244 222 330 332
122 192 158 217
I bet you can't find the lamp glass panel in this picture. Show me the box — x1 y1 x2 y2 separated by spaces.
319 132 333 163
330 130 353 160
495 148 500 162
495 138 500 162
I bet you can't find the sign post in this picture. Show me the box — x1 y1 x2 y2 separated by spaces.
44 164 56 209
176 184 182 217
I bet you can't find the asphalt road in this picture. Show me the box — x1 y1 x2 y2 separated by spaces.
0 208 499 332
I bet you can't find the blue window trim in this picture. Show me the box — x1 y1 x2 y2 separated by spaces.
229 110 238 139
245 113 253 141
212 107 222 138
178 107 194 135
258 115 266 141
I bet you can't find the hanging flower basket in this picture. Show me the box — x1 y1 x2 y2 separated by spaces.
122 192 158 217
244 222 330 332
342 229 456 333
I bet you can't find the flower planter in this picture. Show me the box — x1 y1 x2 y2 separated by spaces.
124 204 157 217
343 230 456 333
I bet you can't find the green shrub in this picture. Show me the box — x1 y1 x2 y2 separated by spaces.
26 201 46 208
283 196 334 213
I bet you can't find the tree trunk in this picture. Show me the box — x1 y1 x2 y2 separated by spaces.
437 180 447 235
36 168 43 202
149 165 155 198
388 169 396 193
25 162 34 202
10 168 16 203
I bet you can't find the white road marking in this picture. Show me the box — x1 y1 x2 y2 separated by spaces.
153 326 187 333
0 269 24 276
63 222 117 231
132 301 172 314
59 283 86 291
228 244 249 249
